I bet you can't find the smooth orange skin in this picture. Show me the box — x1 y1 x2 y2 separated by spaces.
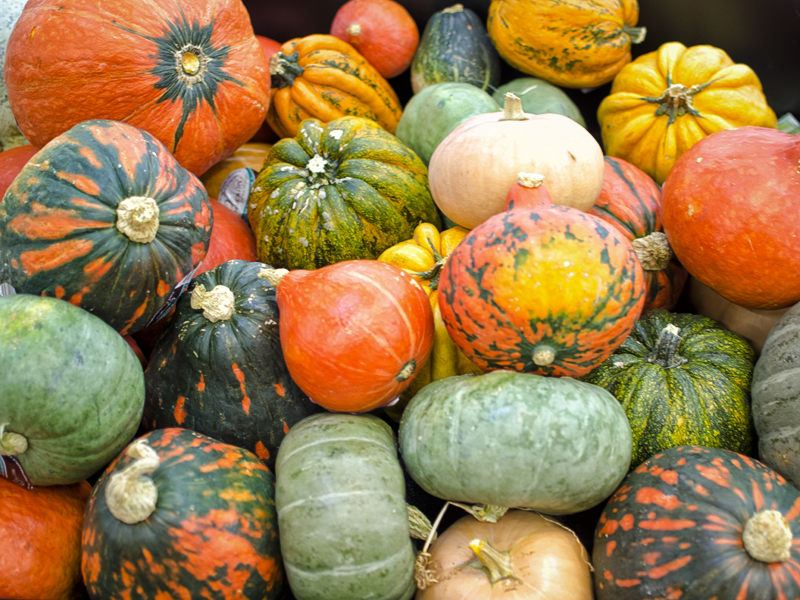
195 199 258 277
0 478 92 600
0 144 39 200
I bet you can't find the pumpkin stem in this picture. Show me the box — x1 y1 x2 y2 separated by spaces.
0 423 27 456
646 324 688 369
105 439 160 525
532 344 556 366
407 504 437 541
270 51 305 89
190 284 236 322
346 23 362 37
450 502 509 523
258 267 290 288
499 93 528 121
396 358 417 382
116 196 160 244
631 231 674 271
743 509 793 563
622 24 647 44
517 172 545 188
643 81 709 126
414 502 451 590
468 538 521 584
442 4 464 13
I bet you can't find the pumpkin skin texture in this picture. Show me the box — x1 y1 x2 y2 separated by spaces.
248 116 440 270
581 309 755 469
5 0 270 176
196 199 258 277
487 0 645 89
0 119 213 336
0 294 144 486
0 0 27 152
0 478 91 600
399 370 632 515
662 126 800 309
438 206 646 378
275 412 416 600
142 259 322 471
593 445 800 600
81 428 284 600
0 143 37 199
598 42 778 184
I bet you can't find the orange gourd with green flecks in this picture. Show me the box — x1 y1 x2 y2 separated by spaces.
0 119 212 336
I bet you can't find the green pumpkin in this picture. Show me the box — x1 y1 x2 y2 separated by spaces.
582 309 755 469
247 116 441 271
398 370 632 515
0 293 144 486
275 412 416 600
492 77 586 127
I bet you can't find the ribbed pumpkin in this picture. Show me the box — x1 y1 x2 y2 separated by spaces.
438 205 646 378
248 116 440 270
5 0 269 176
594 445 800 600
581 309 755 469
598 42 777 184
82 428 284 600
266 34 403 138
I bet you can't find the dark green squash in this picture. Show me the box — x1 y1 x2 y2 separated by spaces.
581 309 755 469
142 259 323 471
492 77 586 127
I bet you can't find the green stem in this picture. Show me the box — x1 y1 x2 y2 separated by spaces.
0 423 27 456
623 24 647 44
468 538 521 584
270 51 305 89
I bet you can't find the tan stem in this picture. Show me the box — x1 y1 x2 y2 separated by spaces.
0 423 27 456
517 173 545 188
533 345 556 366
407 505 436 541
258 267 289 288
346 23 362 37
468 538 521 584
500 93 528 121
116 196 160 243
443 4 464 13
632 231 674 271
743 509 793 563
105 439 160 525
190 284 235 322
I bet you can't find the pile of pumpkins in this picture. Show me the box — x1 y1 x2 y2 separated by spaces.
2 0 800 599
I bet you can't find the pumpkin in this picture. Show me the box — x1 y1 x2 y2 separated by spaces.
598 42 778 184
593 445 800 600
0 143 37 199
410 3 501 94
1 477 92 600
418 510 593 600
399 370 632 515
195 199 258 277
0 294 144 486
5 0 269 176
487 0 646 89
581 309 756 469
249 35 284 145
266 34 403 138
275 412 416 600
662 126 799 309
0 119 213 335
142 259 322 471
248 116 440 271
428 94 605 229
503 172 554 211
82 428 284 600
330 0 419 79
438 205 645 378
262 259 434 413
492 77 586 127
0 0 27 152
200 142 272 200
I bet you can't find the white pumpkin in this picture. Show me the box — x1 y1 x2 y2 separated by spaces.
0 0 29 151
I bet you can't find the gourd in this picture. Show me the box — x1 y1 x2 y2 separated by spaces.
492 77 586 127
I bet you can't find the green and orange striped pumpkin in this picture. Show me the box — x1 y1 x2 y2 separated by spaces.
0 119 213 336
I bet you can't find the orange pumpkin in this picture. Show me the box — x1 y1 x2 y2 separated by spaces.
0 144 38 200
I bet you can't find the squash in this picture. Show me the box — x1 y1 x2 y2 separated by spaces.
398 370 632 515
330 0 419 79
248 116 440 271
487 0 646 89
593 445 800 600
5 0 269 176
598 42 778 184
0 0 27 152
195 199 258 277
199 142 272 200
438 205 645 378
266 34 403 138
0 119 213 335
581 309 756 469
503 172 554 211
0 144 37 199
0 294 144 486
418 510 593 600
662 126 800 309
429 94 605 229
142 259 322 471
492 77 586 127
82 428 284 600
410 4 501 94
275 412 416 600
262 259 434 413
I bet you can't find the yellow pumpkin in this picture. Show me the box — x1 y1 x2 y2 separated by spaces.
486 0 645 89
199 142 272 199
598 42 777 184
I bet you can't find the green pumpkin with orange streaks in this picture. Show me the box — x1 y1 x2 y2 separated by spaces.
438 205 646 378
81 427 284 600
0 119 213 335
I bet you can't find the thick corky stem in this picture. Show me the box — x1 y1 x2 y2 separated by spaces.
499 93 528 121
632 232 674 271
258 267 289 288
0 423 27 456
105 439 160 525
116 196 160 243
191 284 235 322
743 509 793 563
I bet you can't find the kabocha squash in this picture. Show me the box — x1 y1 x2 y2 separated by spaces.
487 0 646 88
5 0 269 176
266 34 403 138
410 4 501 94
82 428 283 600
0 294 144 486
399 371 632 515
438 205 645 378
0 119 213 336
143 259 322 470
248 116 440 270
492 77 586 127
594 445 800 600
598 42 777 184
581 309 755 469
275 412 417 600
